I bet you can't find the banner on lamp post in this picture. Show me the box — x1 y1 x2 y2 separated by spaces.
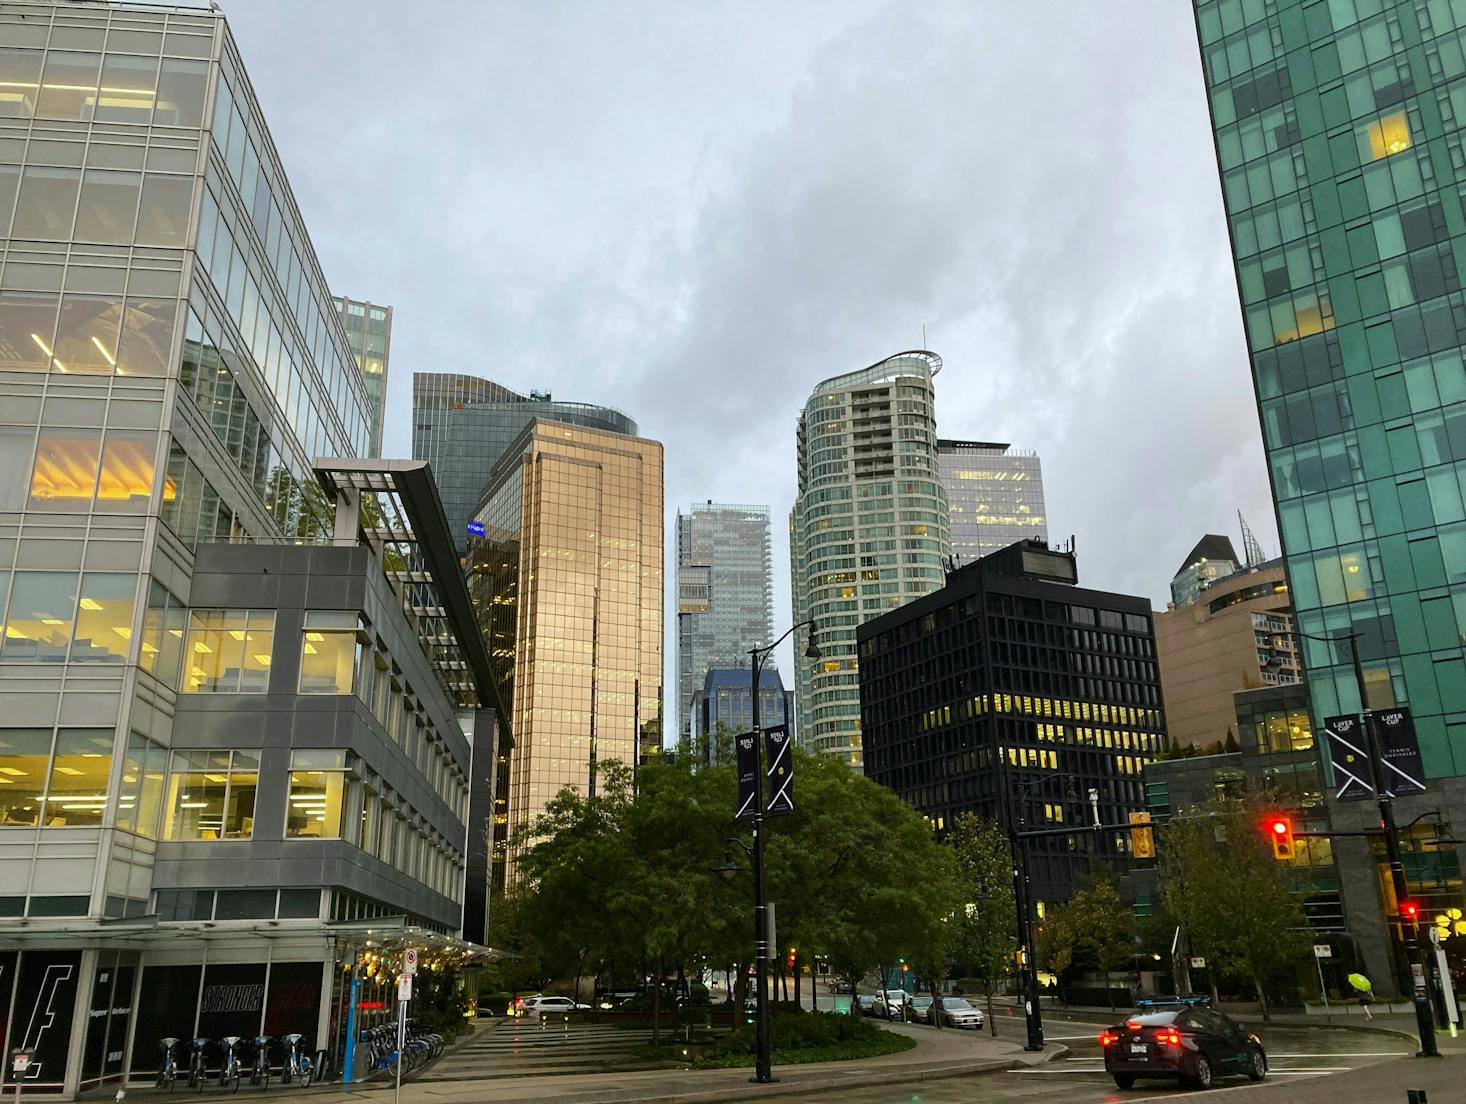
765 724 793 817
735 732 758 820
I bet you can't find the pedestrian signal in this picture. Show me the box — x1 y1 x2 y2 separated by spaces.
1267 816 1295 860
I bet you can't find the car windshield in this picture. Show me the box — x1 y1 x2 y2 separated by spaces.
884 990 905 998
910 996 933 1006
944 997 973 1010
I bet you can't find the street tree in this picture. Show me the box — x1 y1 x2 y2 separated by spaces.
1159 795 1310 1020
947 813 1016 1033
1038 880 1135 1008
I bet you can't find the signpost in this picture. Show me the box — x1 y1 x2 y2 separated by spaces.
396 954 414 1104
1313 944 1332 1021
12 1050 31 1104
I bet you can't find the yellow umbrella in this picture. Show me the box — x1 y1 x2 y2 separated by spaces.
1347 973 1371 993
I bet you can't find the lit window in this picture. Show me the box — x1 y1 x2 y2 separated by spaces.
298 612 362 694
0 728 50 826
1358 112 1411 161
96 431 157 510
139 581 186 684
43 729 113 826
165 749 258 840
285 749 349 839
116 731 167 837
0 48 41 118
181 609 275 693
1 571 78 662
28 429 102 508
70 573 136 663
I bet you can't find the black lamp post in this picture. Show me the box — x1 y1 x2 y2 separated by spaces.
1268 628 1438 1057
738 619 820 1084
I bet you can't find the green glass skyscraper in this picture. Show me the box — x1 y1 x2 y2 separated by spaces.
1196 0 1466 777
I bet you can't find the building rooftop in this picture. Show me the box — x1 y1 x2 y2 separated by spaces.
810 350 942 396
702 667 785 692
1174 534 1240 578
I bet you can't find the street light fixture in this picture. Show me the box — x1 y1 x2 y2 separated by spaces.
743 618 818 1084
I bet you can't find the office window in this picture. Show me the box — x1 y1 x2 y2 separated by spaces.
44 729 113 826
181 610 274 693
36 51 100 120
0 291 59 371
138 581 185 683
298 612 361 694
54 292 124 373
165 749 258 840
0 728 49 826
28 428 101 508
0 48 41 118
94 53 159 124
70 573 135 663
285 749 349 839
153 58 208 128
116 731 166 837
0 571 78 662
12 165 79 238
73 170 139 244
95 430 156 510
117 297 176 376
136 173 191 246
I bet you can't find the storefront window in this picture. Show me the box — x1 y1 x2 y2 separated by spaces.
181 609 274 693
285 749 349 839
165 749 258 840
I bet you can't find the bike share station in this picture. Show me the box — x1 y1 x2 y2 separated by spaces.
0 920 494 1098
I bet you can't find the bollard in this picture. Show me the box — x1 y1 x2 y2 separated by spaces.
1408 1090 1429 1103
563 1013 569 1036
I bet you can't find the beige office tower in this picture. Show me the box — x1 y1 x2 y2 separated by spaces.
467 419 663 881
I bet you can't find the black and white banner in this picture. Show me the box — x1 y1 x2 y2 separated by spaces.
765 724 793 817
735 731 759 820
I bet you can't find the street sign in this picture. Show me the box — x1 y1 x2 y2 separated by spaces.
398 974 413 1001
1189 957 1206 969
1374 708 1427 797
735 732 758 820
11 1050 32 1075
403 947 418 975
1323 714 1373 801
765 725 793 817
1313 944 1332 959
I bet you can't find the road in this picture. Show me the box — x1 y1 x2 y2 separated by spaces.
789 983 1415 1102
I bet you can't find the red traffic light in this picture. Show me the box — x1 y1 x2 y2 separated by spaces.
1270 819 1288 835
1266 815 1295 860
1403 901 1420 920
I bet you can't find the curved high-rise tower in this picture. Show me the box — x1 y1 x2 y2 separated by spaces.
790 351 952 769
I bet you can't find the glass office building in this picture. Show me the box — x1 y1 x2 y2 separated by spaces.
412 372 636 556
0 4 491 1094
790 351 951 770
1195 0 1466 773
937 440 1048 565
676 502 775 742
467 420 663 882
334 294 391 457
690 667 792 763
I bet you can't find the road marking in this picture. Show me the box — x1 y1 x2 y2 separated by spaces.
1268 1067 1352 1073
1267 1052 1409 1057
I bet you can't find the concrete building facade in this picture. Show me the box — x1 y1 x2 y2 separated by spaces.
1154 558 1300 749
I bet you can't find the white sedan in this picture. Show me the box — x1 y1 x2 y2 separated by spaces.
522 995 590 1018
939 996 985 1029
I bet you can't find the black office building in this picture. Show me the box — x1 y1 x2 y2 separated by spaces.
858 540 1166 905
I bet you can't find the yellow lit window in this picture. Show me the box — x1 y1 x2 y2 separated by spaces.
1360 112 1411 161
286 750 348 839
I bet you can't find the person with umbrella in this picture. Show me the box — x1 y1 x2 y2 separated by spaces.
1347 973 1374 1019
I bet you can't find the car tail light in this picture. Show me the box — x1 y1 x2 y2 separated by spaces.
1099 1031 1118 1047
1156 1029 1182 1047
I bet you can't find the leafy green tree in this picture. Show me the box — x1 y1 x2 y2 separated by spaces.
1038 880 1135 1009
1159 795 1310 1020
948 813 1015 1034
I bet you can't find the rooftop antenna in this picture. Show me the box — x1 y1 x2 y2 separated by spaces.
1238 510 1263 567
922 323 927 348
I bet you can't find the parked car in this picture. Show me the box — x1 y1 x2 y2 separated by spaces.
856 994 878 1016
872 989 909 1017
832 978 855 994
906 994 935 1023
938 996 984 1029
1100 1005 1266 1090
521 995 591 1019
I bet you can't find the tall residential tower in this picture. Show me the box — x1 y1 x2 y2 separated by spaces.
676 502 774 742
790 351 951 769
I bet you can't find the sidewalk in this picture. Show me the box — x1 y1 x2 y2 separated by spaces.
116 1021 1057 1104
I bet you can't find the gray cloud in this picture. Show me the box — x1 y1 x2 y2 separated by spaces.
227 0 1278 683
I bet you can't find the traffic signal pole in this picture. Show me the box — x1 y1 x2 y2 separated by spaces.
1343 638 1439 1057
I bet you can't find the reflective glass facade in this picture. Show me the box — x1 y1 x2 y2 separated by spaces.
413 372 637 556
467 419 663 879
334 294 391 456
675 501 774 741
790 351 951 770
1195 0 1466 772
937 440 1048 565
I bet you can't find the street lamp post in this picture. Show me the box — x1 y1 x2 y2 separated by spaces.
743 619 820 1084
1272 628 1438 1057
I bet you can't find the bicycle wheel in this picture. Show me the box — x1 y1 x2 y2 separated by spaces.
299 1060 313 1089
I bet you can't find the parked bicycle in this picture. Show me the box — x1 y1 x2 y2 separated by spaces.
249 1036 271 1089
156 1037 180 1092
187 1038 210 1091
218 1036 242 1093
280 1034 313 1088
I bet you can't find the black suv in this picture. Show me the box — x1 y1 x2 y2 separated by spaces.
1100 1003 1267 1090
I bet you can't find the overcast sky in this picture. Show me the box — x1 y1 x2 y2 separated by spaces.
227 0 1278 682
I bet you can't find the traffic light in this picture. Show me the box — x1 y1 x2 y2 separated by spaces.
1403 901 1421 923
900 960 909 973
1267 815 1295 860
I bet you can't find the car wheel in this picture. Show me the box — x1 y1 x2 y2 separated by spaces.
1112 1073 1135 1089
1190 1054 1214 1090
1247 1048 1267 1082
